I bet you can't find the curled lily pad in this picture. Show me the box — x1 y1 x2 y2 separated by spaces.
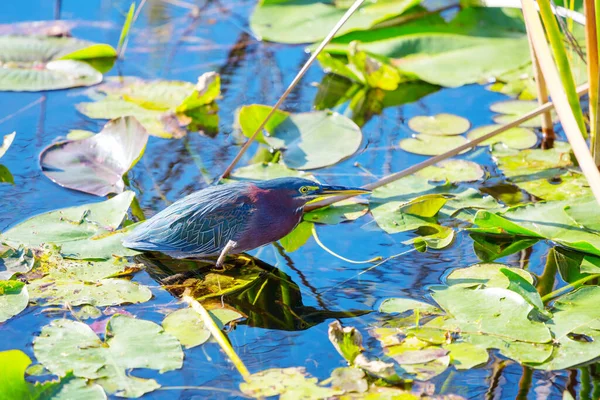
399 134 469 156
77 73 220 138
280 221 313 253
0 36 116 91
303 199 368 225
40 116 149 197
33 315 183 398
0 281 28 323
416 159 483 183
491 100 557 128
408 114 470 136
467 125 537 150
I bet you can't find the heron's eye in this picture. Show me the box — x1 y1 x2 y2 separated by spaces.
299 186 309 194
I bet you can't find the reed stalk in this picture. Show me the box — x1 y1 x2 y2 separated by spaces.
585 0 600 165
526 28 554 140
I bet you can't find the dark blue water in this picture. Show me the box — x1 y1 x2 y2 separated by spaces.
0 1 577 399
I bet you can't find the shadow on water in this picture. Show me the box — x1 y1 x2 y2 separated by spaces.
136 252 370 331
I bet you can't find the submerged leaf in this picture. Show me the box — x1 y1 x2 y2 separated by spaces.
33 315 183 398
408 114 470 136
40 117 149 197
416 160 484 183
0 36 115 91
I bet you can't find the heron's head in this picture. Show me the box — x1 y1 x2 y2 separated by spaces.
255 177 370 203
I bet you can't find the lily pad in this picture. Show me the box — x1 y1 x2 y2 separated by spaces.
162 307 243 349
467 125 537 150
379 298 441 314
0 36 116 91
445 263 534 288
33 315 183 398
491 100 557 128
236 104 289 144
0 245 35 280
229 161 312 181
443 342 489 370
40 116 149 197
492 142 590 201
240 367 341 399
0 280 28 323
76 73 220 139
303 200 368 225
408 114 470 136
1 191 138 259
0 349 105 400
0 132 15 184
416 160 484 183
279 221 313 253
249 0 420 44
265 110 363 170
399 134 469 156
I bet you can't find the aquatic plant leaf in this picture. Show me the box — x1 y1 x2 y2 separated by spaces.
34 315 183 398
0 36 116 91
265 110 363 170
399 194 448 218
162 307 243 349
236 104 289 144
229 162 313 181
473 198 600 256
0 165 13 184
26 253 150 307
66 130 95 140
470 233 538 262
349 47 401 90
240 367 341 399
445 263 535 288
0 245 35 280
0 349 105 400
431 285 551 343
186 265 263 302
303 200 368 225
40 117 149 197
329 367 368 393
467 125 537 150
0 280 28 323
1 191 138 259
279 221 313 253
76 74 220 138
399 133 469 156
500 267 550 318
317 52 364 84
416 160 484 183
534 287 600 370
443 342 489 370
0 131 15 159
328 320 364 364
565 200 600 231
492 142 590 201
409 224 455 251
249 0 420 44
408 114 470 136
490 100 557 128
379 298 441 314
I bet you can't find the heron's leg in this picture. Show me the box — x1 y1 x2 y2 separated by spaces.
215 240 237 270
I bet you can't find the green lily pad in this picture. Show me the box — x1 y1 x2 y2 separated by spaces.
492 142 590 201
40 116 149 197
445 263 534 288
470 233 538 262
1 191 138 260
0 245 35 280
443 342 489 370
0 280 28 323
0 36 116 91
0 349 105 400
491 100 557 128
467 125 537 150
229 162 313 181
379 298 441 314
249 0 420 44
408 114 470 136
76 73 220 139
348 46 401 91
162 307 243 349
34 315 183 398
240 367 341 399
399 134 469 156
280 221 313 253
265 110 363 170
303 200 368 225
329 367 368 394
416 160 484 183
565 200 600 231
236 104 289 144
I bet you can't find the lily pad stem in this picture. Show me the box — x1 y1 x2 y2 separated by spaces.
541 274 600 304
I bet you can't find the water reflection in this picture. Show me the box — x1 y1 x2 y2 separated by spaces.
136 252 370 331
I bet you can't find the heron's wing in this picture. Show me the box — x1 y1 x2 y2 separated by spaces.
124 185 256 256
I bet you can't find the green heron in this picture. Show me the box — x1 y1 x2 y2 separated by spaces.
123 177 370 267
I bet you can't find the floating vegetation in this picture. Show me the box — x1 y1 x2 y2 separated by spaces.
0 131 14 184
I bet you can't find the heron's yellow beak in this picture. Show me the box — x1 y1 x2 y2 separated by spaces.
319 185 371 196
